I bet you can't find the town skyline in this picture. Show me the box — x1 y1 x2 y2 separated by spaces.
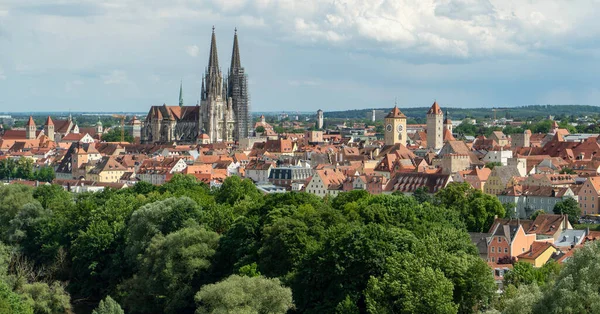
3 1 600 112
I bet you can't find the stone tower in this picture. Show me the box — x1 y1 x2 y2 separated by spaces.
384 105 407 146
44 116 54 141
444 110 452 133
426 101 443 150
25 116 36 140
317 109 324 129
227 28 250 141
131 116 142 139
200 27 236 143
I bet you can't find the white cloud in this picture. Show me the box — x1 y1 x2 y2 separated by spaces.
0 69 5 80
103 70 128 85
186 45 199 57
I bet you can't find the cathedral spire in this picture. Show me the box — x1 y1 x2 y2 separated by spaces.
179 80 184 107
208 26 219 72
230 28 241 71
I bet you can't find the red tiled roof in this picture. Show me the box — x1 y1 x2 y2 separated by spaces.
427 101 443 115
25 116 35 127
386 106 406 118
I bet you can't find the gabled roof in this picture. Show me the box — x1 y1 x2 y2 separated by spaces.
527 214 568 236
518 242 557 260
89 156 127 174
487 218 533 236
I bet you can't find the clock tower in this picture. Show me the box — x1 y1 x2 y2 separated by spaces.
384 105 407 146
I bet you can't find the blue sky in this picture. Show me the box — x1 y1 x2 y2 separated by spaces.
1 0 600 112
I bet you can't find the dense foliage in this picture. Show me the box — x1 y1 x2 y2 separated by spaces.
0 177 561 314
553 198 581 225
0 158 55 182
100 127 134 143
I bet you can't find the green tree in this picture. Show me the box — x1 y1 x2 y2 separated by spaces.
292 224 418 313
19 281 72 314
412 187 432 204
485 162 503 170
101 127 133 143
504 261 560 288
529 209 546 221
559 167 576 174
435 183 505 232
534 241 600 313
125 197 203 264
0 184 37 240
122 226 220 313
214 176 261 206
0 158 16 180
365 253 458 314
92 296 124 314
195 275 294 314
0 281 33 314
34 167 55 183
32 184 71 209
7 202 52 261
255 126 265 133
553 198 580 225
69 193 143 296
14 158 34 180
487 284 542 314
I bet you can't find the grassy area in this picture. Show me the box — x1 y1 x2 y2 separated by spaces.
573 223 600 231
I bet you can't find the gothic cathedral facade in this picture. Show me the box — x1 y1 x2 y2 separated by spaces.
142 28 250 144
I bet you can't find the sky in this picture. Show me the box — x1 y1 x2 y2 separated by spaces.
2 0 600 113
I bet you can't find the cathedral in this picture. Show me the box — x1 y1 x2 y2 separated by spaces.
142 27 250 144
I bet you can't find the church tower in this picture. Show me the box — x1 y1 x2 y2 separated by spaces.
384 105 407 146
316 109 324 129
426 101 443 150
444 110 452 133
44 116 54 141
200 27 236 143
227 28 250 141
25 116 36 140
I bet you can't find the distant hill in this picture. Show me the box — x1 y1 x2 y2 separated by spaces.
324 105 600 121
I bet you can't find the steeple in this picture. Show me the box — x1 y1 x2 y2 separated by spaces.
179 80 184 107
25 116 36 140
230 28 241 71
208 26 219 73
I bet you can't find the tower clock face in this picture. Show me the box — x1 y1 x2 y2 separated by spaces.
397 124 404 132
386 124 393 132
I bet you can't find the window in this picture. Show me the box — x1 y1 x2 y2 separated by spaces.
504 248 508 253
497 237 501 243
491 247 495 253
491 257 495 262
